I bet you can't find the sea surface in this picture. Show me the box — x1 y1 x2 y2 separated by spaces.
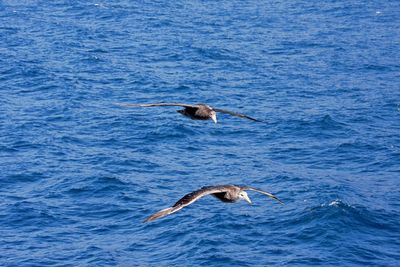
1 1 400 266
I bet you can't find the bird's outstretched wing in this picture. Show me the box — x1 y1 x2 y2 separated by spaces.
144 185 234 222
143 206 181 223
212 108 263 122
114 102 200 108
241 186 284 204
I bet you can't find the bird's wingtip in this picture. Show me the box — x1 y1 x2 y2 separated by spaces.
143 217 152 223
143 214 159 223
270 195 284 205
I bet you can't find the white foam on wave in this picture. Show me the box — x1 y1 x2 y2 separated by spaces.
328 200 341 207
320 199 343 208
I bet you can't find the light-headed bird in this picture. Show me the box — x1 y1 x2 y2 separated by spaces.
144 185 283 222
115 103 262 123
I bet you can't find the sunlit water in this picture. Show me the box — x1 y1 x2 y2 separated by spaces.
1 1 399 266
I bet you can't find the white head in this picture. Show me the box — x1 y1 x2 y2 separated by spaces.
210 111 217 123
239 191 252 204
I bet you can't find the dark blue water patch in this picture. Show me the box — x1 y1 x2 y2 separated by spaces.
193 46 244 62
1 172 48 187
0 200 69 231
287 200 395 233
335 140 383 155
268 113 348 139
287 115 352 138
259 199 400 264
1 0 400 266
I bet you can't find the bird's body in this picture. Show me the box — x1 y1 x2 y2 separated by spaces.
144 185 283 222
115 102 262 123
176 104 215 121
211 192 238 203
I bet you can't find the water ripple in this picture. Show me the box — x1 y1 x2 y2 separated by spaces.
1 0 399 266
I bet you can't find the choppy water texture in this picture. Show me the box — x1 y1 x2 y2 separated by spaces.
1 1 400 266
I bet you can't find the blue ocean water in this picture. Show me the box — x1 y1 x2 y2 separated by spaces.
1 0 400 266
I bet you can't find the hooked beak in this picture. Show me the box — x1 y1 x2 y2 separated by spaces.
243 194 252 205
210 113 217 124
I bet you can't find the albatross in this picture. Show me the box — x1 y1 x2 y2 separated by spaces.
115 103 262 123
144 185 283 222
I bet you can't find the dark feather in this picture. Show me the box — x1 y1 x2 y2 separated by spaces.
144 185 282 223
241 186 284 204
144 185 238 222
213 108 263 122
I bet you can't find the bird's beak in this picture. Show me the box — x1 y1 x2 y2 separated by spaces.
211 113 217 124
243 194 252 205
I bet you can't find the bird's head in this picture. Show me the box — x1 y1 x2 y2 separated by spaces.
210 110 217 123
239 191 252 205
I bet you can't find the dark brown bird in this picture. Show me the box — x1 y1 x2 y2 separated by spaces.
115 103 262 123
144 185 283 222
